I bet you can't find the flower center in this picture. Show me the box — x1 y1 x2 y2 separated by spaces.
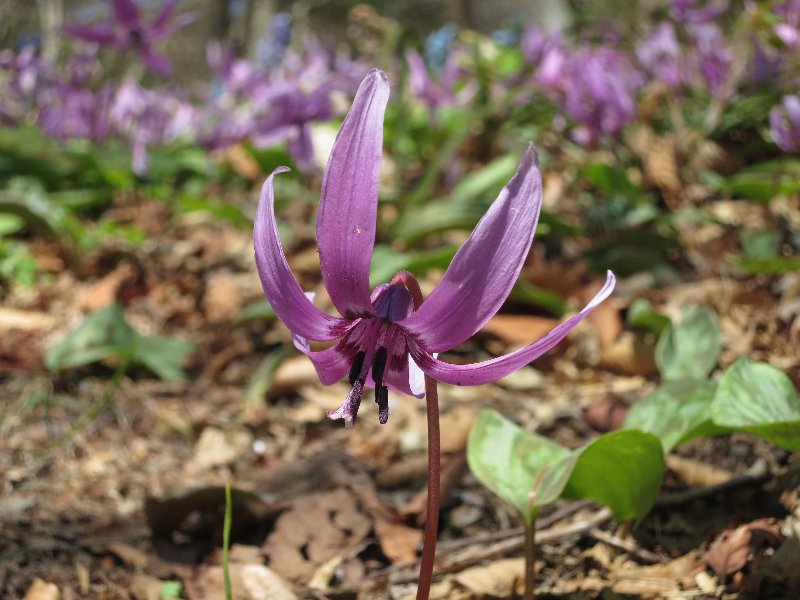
329 283 413 427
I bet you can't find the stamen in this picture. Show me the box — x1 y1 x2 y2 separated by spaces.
376 385 389 424
348 350 366 385
371 346 388 385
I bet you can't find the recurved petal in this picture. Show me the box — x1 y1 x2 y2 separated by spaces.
111 0 141 27
254 167 354 341
292 334 351 385
410 271 616 385
151 0 178 31
317 69 390 319
399 144 542 353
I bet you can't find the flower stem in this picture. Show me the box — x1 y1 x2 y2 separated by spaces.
524 520 537 600
417 373 441 600
390 271 440 600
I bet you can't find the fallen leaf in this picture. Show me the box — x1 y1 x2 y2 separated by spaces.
240 564 298 600
130 574 164 600
453 557 525 596
189 426 253 471
264 488 371 583
666 454 732 488
481 314 560 345
705 518 783 578
23 579 59 600
374 517 422 564
0 308 55 332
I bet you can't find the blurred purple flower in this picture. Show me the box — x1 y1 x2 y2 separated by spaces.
636 23 683 89
64 0 195 75
405 47 477 111
253 69 616 427
686 22 731 95
38 83 115 142
774 0 800 49
0 45 44 123
546 46 642 145
110 78 194 174
671 0 727 24
521 26 567 87
770 95 800 152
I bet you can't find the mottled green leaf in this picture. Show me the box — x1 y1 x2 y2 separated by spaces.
712 358 800 451
656 306 720 381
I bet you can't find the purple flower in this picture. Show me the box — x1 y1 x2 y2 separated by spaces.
774 0 800 49
109 78 194 174
685 22 731 95
559 47 643 144
636 23 683 89
64 0 195 75
405 48 477 111
770 95 800 152
253 69 616 427
671 0 727 24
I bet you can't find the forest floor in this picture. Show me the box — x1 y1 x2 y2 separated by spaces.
2 185 800 600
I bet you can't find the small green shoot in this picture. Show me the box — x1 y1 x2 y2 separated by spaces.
223 482 233 600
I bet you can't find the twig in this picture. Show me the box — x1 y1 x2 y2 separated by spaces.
588 527 663 564
438 499 595 554
383 507 613 585
655 460 770 508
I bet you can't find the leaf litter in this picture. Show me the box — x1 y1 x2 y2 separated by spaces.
2 155 800 600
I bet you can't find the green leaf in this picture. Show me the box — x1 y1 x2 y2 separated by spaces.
626 298 671 335
370 244 412 287
508 280 567 317
584 163 640 198
45 304 194 380
131 334 195 381
467 409 569 524
721 170 800 202
740 230 780 260
557 429 664 522
238 298 276 324
45 304 136 371
468 409 663 524
728 256 800 275
0 213 24 236
711 358 800 451
624 380 725 452
655 306 720 381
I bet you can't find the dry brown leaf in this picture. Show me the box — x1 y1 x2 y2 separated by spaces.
107 542 149 569
453 557 525 596
81 262 140 312
600 330 658 375
583 284 622 350
240 564 298 600
705 518 783 578
374 517 422 564
23 579 59 600
666 454 733 488
610 551 704 595
0 308 55 332
481 314 560 345
187 564 297 600
265 488 370 583
189 426 253 472
130 574 164 600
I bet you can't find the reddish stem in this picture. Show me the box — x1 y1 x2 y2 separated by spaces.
391 272 440 600
416 374 440 599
